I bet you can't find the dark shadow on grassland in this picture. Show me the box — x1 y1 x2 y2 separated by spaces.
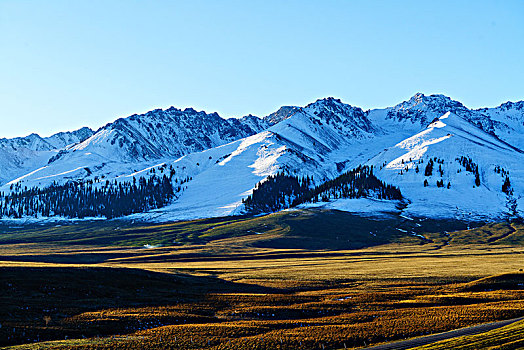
0 252 141 264
242 209 481 250
0 266 280 347
460 272 524 292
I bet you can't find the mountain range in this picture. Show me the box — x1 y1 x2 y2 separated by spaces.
1 93 523 222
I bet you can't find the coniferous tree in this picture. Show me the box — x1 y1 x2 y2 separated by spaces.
0 175 175 219
243 166 402 214
424 159 434 176
475 168 481 187
502 176 512 195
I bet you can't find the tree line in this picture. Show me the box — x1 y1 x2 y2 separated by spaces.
0 175 174 219
243 166 402 214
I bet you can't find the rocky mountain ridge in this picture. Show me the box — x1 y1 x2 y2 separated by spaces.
1 93 523 222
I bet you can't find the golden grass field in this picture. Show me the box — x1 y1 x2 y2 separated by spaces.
0 209 523 349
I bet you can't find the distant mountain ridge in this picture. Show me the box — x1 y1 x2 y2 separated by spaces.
0 126 94 152
0 126 94 185
64 106 263 162
1 93 523 222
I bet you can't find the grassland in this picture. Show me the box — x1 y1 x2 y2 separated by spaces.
0 209 523 349
413 319 524 349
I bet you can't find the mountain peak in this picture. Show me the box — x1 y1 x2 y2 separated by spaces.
498 100 524 111
183 107 197 114
406 92 461 106
2 93 523 221
307 97 346 108
318 96 342 103
305 97 364 116
301 97 376 137
388 93 469 125
264 106 300 125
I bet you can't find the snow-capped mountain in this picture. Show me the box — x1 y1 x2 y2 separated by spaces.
0 127 94 185
383 93 471 126
369 93 524 150
1 93 523 222
1 107 268 187
367 112 523 220
477 101 524 150
0 127 93 153
59 107 264 163
149 98 382 220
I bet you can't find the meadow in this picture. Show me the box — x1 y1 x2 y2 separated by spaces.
0 209 523 349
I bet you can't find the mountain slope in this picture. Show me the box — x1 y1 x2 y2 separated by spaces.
263 106 300 125
131 98 383 221
3 107 269 190
478 101 524 150
1 94 523 222
66 107 261 162
0 127 94 185
369 93 524 150
366 112 523 220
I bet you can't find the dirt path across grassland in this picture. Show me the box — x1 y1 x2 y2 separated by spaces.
363 316 524 350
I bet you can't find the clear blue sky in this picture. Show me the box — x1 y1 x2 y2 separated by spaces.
1 0 523 138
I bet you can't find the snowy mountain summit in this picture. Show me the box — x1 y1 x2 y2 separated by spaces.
386 93 470 124
1 93 523 222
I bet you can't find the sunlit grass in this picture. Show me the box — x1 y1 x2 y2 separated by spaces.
413 319 524 349
0 210 523 349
